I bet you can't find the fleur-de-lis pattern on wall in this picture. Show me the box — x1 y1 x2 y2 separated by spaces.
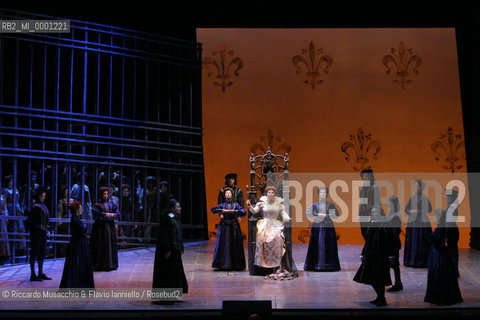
431 127 466 173
341 128 381 171
292 41 333 89
382 41 422 89
202 44 243 92
251 129 292 155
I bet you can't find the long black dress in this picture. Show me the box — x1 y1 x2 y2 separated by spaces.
210 201 246 271
353 220 396 288
90 200 119 271
424 224 463 305
152 212 188 294
304 201 341 271
60 215 95 288
404 193 432 267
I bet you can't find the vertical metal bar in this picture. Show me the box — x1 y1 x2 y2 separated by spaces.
81 165 86 220
29 44 33 151
132 39 137 160
121 38 125 119
56 39 60 154
83 28 88 115
83 30 88 161
108 33 112 159
42 45 46 151
43 45 47 109
12 159 17 263
96 33 100 158
27 161 31 212
14 40 19 107
0 34 3 104
69 29 74 159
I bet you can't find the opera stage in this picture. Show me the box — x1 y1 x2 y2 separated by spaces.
0 241 480 319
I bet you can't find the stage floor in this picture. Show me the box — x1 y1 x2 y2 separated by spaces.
0 241 479 311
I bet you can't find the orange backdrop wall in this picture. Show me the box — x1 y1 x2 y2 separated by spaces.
197 28 469 247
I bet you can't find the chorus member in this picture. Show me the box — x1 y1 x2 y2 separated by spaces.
404 179 432 268
358 169 380 241
444 188 460 277
60 201 95 288
152 199 188 304
424 208 463 305
90 187 119 271
386 196 403 292
211 187 246 271
25 186 52 281
304 186 340 271
353 207 396 307
218 173 245 208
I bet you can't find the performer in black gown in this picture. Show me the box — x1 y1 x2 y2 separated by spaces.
404 179 433 268
358 169 380 241
59 201 95 288
424 206 463 305
218 173 244 208
304 186 341 271
210 187 246 271
354 207 396 307
386 196 403 292
152 199 188 304
90 187 119 271
444 188 460 277
25 186 52 281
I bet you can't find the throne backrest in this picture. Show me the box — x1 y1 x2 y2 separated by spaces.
247 147 289 205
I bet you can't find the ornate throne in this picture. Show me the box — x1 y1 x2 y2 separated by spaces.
246 147 291 275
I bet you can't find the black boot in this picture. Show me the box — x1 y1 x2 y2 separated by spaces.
30 274 42 281
30 260 41 281
38 273 52 280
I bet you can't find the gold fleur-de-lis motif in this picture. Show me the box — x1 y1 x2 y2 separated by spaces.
250 129 292 155
292 41 333 89
341 128 381 171
202 44 243 92
382 41 422 89
431 127 466 173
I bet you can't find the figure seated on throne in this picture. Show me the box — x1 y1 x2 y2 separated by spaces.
247 186 298 280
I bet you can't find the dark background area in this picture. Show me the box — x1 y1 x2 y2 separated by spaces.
1 0 479 172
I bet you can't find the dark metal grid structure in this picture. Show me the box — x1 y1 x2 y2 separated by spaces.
0 9 207 265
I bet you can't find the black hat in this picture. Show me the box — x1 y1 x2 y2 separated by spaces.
225 173 237 180
360 168 373 176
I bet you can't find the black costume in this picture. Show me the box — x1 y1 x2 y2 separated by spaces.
404 192 433 267
60 214 95 288
90 199 119 271
353 218 396 306
424 222 463 305
218 173 244 208
358 171 380 241
304 201 341 271
152 212 188 295
387 211 403 291
210 201 246 270
25 201 50 280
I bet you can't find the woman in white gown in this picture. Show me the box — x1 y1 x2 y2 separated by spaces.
247 186 298 280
